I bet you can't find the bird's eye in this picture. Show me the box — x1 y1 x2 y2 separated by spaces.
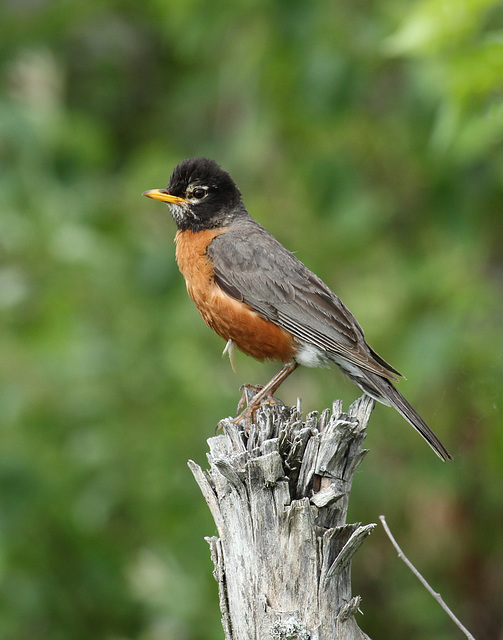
191 187 207 200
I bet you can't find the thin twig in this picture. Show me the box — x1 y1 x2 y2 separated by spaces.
379 515 476 640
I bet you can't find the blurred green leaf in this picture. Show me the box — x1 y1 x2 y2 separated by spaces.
1 1 502 639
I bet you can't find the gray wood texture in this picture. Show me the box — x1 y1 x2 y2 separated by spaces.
189 395 376 639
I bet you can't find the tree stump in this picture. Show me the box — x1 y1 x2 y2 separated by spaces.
188 395 376 640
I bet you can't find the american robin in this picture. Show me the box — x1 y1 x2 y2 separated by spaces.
143 157 452 461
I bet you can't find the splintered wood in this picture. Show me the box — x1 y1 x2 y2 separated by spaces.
188 396 376 640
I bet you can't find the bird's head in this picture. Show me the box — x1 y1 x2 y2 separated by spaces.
143 157 244 232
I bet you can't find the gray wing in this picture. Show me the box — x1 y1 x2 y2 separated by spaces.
207 218 401 380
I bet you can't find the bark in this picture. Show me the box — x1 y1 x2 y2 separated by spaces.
188 395 376 640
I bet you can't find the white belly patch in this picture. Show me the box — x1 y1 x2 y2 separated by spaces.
295 343 331 368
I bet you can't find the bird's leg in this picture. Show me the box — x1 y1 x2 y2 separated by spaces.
233 361 299 428
237 383 287 413
237 384 265 413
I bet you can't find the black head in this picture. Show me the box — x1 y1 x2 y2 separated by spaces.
143 158 246 232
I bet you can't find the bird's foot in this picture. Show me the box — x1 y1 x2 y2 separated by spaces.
236 383 284 413
215 421 226 434
233 384 284 434
231 405 255 434
236 384 263 413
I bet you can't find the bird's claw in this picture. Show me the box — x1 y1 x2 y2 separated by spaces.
237 384 264 412
233 384 285 434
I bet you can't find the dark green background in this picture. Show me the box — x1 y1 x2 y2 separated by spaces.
1 1 502 638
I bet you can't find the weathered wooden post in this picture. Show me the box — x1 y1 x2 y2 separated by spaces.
189 394 375 640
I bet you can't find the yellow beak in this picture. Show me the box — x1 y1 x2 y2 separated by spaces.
142 189 188 204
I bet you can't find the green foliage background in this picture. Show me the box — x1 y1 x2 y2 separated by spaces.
1 1 502 638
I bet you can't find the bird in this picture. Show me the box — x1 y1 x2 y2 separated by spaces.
143 157 452 461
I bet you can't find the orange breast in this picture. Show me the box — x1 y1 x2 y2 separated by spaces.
175 229 297 362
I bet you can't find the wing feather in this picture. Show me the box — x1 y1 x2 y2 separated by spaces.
207 218 401 380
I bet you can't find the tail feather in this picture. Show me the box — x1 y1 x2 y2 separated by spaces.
352 370 452 461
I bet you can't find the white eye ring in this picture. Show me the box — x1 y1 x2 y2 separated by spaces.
189 186 208 201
